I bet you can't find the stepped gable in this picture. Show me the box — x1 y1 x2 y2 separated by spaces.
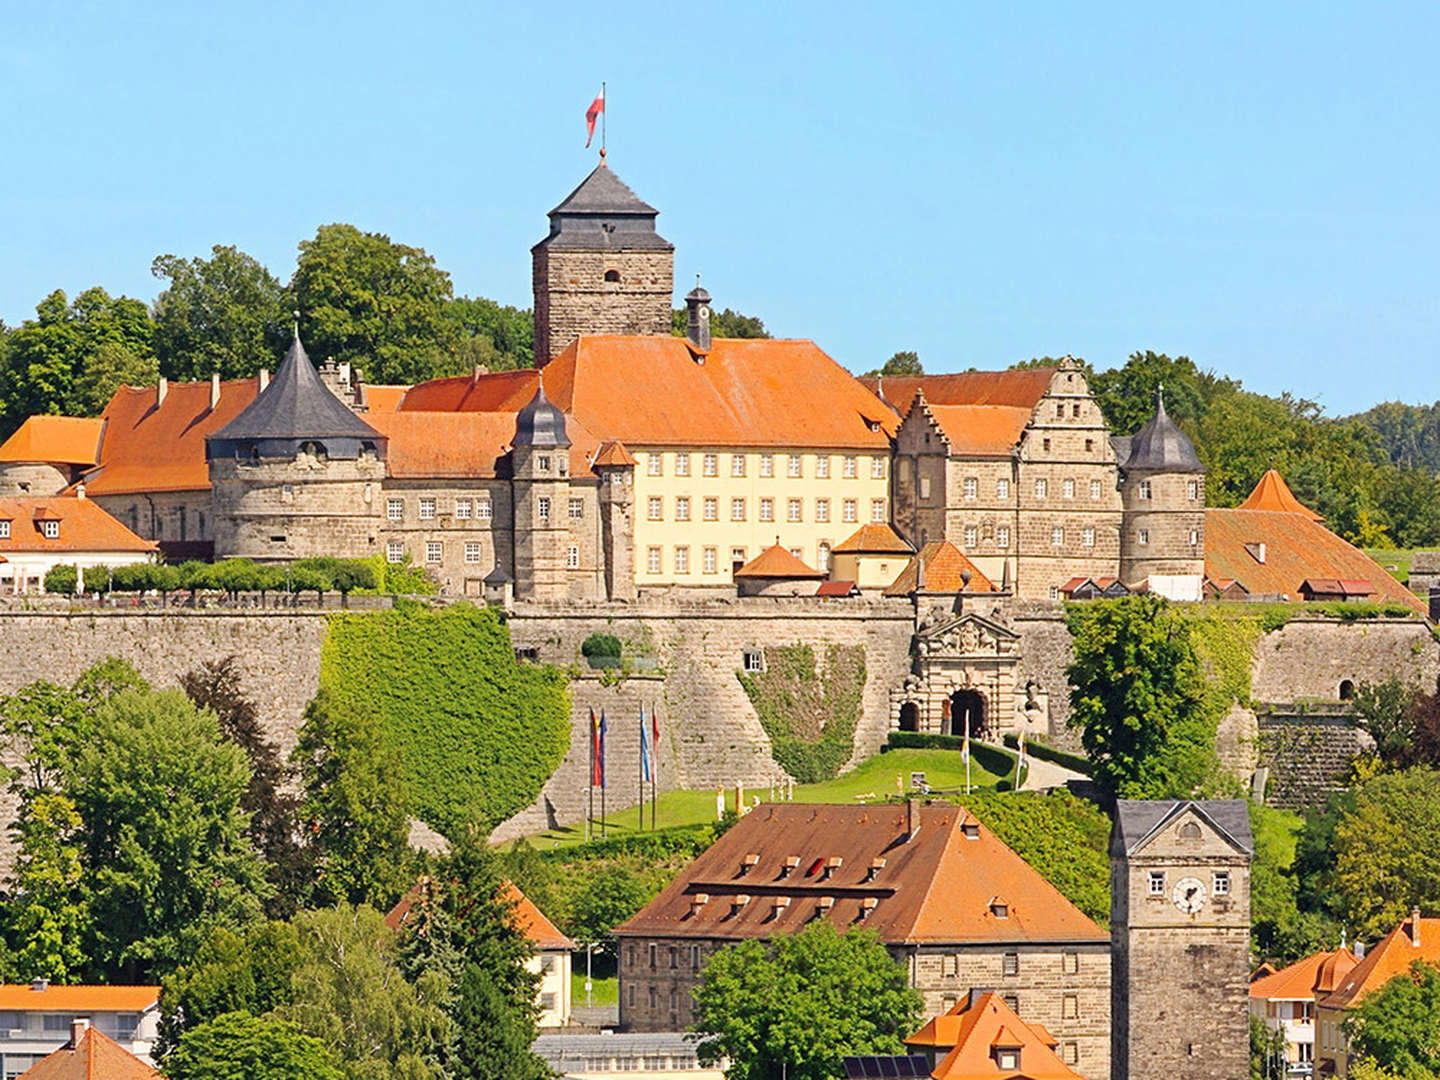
533 161 673 253
733 543 825 581
0 416 105 466
1319 912 1440 1010
907 990 1081 1080
207 330 384 459
884 541 997 596
1237 468 1325 521
1249 947 1358 1004
17 1025 158 1080
615 802 1106 946
1117 391 1203 472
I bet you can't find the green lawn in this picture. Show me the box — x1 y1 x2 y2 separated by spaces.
571 971 618 1007
1365 548 1417 586
515 747 1013 849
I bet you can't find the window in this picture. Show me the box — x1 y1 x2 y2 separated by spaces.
566 545 579 569
692 945 702 970
676 496 691 521
1187 479 1199 500
1063 994 1078 1019
43 1015 69 1034
703 453 718 477
1055 402 1065 418
386 541 405 564
1190 528 1200 546
872 457 886 479
964 526 978 548
647 547 662 574
789 547 803 559
704 497 718 521
788 498 803 523
419 498 435 520
871 499 886 522
919 476 931 500
669 987 679 1010
731 547 746 569
1138 480 1153 500
648 496 663 521
464 542 481 563
731 497 746 522
569 498 584 520
731 454 746 477
540 992 556 1010
760 454 774 477
743 649 765 673
1149 871 1165 896
676 454 691 477
760 498 774 522
843 455 857 478
963 477 977 500
788 454 802 478
1085 438 1094 451
1063 952 1079 975
537 454 551 472
1034 479 1047 498
113 1013 139 1039
1063 1042 1079 1065
387 498 404 521
1043 438 1051 451
815 499 829 523
628 985 636 1008
604 268 620 282
1213 871 1231 895
675 546 689 574
1083 526 1095 548
537 497 550 519
997 1049 1019 1071
42 519 59 539
1003 952 1019 976
1049 585 1060 600
842 499 857 523
997 525 1010 548
456 498 472 520
703 547 717 574
648 453 662 476
816 456 830 479
1138 528 1149 545
478 498 492 520
996 478 1010 499
1063 478 1075 499
1091 478 1102 500
649 986 657 1008
1051 526 1064 547
818 542 831 570
426 541 442 564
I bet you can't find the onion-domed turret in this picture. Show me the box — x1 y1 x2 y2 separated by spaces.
1121 389 1202 472
514 381 571 449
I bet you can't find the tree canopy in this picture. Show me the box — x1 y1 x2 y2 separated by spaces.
862 350 923 377
152 245 286 381
166 1011 346 1080
1331 766 1440 939
1346 960 1440 1079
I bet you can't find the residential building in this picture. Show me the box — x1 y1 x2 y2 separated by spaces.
829 524 915 593
15 1020 158 1080
0 983 159 1078
905 988 1085 1078
0 494 156 594
614 802 1111 1079
1249 946 1358 1075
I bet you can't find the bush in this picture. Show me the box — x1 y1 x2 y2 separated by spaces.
43 564 78 595
1002 733 1093 775
581 633 623 667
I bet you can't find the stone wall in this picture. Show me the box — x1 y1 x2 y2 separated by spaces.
1257 706 1373 810
1251 617 1440 702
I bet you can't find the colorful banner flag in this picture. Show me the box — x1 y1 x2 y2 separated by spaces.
590 708 603 787
598 709 608 789
640 705 653 783
585 87 605 148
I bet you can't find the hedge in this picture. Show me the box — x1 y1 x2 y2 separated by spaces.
319 603 570 835
884 731 1023 787
1002 733 1093 776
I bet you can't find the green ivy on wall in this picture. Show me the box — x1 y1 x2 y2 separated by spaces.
319 603 569 836
738 643 865 783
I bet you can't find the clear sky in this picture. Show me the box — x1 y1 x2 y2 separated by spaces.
3 2 1437 412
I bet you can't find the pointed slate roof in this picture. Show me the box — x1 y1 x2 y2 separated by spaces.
1112 799 1254 857
534 162 672 252
550 162 658 216
514 381 572 449
1121 392 1203 472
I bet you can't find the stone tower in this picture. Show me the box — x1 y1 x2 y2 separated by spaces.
510 381 572 600
1111 800 1253 1080
1118 391 1206 592
593 440 637 601
206 327 386 561
532 155 675 366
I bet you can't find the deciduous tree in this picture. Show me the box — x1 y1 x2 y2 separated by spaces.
166 1011 344 1080
1332 767 1440 938
152 245 286 381
1346 961 1440 1079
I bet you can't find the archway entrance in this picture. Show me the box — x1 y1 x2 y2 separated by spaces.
949 690 986 738
898 702 920 732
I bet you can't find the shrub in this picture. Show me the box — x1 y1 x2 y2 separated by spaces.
581 633 623 666
43 564 78 595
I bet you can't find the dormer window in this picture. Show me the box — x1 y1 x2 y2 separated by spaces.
866 857 887 882
780 855 800 878
990 900 1010 919
604 269 621 283
962 822 980 839
41 520 59 540
858 897 878 919
0 520 10 539
739 853 760 876
821 856 843 881
995 1049 1020 1070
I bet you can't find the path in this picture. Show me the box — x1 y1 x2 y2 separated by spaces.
1020 754 1088 792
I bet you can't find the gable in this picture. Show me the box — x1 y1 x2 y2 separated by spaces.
1113 799 1254 858
917 612 1020 659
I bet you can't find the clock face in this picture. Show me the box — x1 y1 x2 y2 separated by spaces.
698 305 711 320
1172 876 1207 914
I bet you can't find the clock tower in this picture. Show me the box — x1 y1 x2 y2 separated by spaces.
1110 800 1253 1080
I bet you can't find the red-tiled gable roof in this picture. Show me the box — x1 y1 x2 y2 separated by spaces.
1250 948 1358 1002
592 440 638 468
884 542 997 597
926 405 1037 457
363 410 599 479
0 416 105 466
1204 508 1423 613
1320 915 1440 1011
0 497 156 554
502 881 576 951
734 543 825 580
18 1026 159 1080
405 337 895 449
614 803 1106 946
834 523 914 556
907 992 1079 1079
361 385 410 414
84 378 260 494
0 984 158 1011
862 370 1057 413
1237 469 1325 521
816 580 860 598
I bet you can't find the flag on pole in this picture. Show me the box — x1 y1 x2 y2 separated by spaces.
590 709 603 787
652 708 660 774
585 87 605 148
598 709 608 789
1017 730 1026 769
961 723 970 764
640 705 654 783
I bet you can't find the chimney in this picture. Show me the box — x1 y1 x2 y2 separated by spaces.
1354 940 1365 960
1412 906 1422 947
259 368 270 392
906 798 921 842
685 282 712 352
210 372 221 409
69 1017 88 1050
30 978 47 992
156 376 168 406
75 483 86 501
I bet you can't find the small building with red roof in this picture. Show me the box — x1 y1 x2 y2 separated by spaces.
905 989 1084 1079
15 1021 158 1080
0 494 156 595
1249 946 1359 1074
732 542 826 596
0 982 159 1076
831 523 914 593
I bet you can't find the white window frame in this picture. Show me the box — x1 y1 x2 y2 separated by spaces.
703 547 717 574
787 498 802 523
963 526 978 549
919 476 931 500
1138 528 1149 545
996 478 1010 499
963 477 977 500
648 453 663 477
815 498 829 523
386 541 405 564
843 455 857 479
1034 479 1047 498
788 454 802 478
996 525 1010 548
567 545 579 570
537 496 550 519
42 520 59 539
425 541 443 564
1149 871 1165 896
455 498 472 520
1091 479 1102 500
731 454 746 478
676 496 691 521
703 497 718 522
676 454 691 477
419 497 436 520
1063 478 1075 499
1188 479 1199 500
647 546 662 574
675 546 689 574
871 499 886 523
730 497 746 522
569 497 584 520
0 520 10 539
760 498 774 522
1051 526 1064 547
816 455 830 479
477 498 493 520
464 541 481 564
872 457 885 479
1138 479 1153 500
1083 526 1095 548
647 496 663 521
386 498 404 521
703 453 718 477
760 454 774 478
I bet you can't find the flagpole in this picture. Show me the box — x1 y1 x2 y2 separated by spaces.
600 710 608 839
651 711 658 832
587 714 594 843
639 706 645 832
601 80 606 155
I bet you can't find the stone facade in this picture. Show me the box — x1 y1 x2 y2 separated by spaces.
94 490 214 549
1256 705 1374 810
533 249 674 367
0 462 72 497
1118 470 1206 583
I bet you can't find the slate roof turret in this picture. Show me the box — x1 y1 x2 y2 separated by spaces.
533 161 673 253
1120 389 1203 472
513 380 572 449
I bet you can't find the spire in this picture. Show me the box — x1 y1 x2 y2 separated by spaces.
514 379 571 449
1123 386 1202 472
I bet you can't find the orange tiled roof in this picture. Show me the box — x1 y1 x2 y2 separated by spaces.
362 410 598 480
361 385 410 413
592 440 638 468
614 803 1107 946
884 542 998 596
906 991 1081 1080
1204 507 1423 613
926 405 1037 457
1250 948 1358 1002
1237 469 1325 521
1319 915 1440 1011
0 416 105 466
83 378 260 495
0 497 156 555
385 880 574 950
404 337 895 449
863 369 1057 414
17 1026 159 1080
833 523 914 556
734 543 825 580
0 984 158 1011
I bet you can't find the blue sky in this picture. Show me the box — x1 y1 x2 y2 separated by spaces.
3 1 1437 412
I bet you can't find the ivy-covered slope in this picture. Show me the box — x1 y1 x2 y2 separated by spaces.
320 603 569 835
738 643 866 783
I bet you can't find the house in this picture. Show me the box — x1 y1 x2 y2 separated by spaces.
1249 946 1359 1075
0 495 156 594
905 988 1084 1078
613 801 1111 1079
830 524 914 593
1315 909 1440 1078
0 982 159 1076
732 543 826 597
16 1020 158 1080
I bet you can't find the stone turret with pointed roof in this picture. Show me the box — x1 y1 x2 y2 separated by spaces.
532 155 675 365
1118 389 1207 592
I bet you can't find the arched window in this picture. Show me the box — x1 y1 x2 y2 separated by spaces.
604 269 621 283
1179 822 1202 840
1339 680 1355 701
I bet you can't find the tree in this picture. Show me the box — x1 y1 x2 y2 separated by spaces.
692 921 923 1080
568 865 652 953
1332 767 1440 939
1065 596 1211 798
1346 961 1440 1078
1352 677 1418 766
67 687 270 979
152 245 286 381
289 224 462 384
1088 350 1208 435
862 350 923 377
293 690 413 909
43 565 77 596
1250 1013 1287 1080
1403 693 1440 769
671 306 770 340
166 1011 344 1080
449 296 535 370
70 341 159 415
3 793 90 983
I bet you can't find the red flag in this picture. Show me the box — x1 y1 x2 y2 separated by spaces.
585 87 605 148
590 708 602 787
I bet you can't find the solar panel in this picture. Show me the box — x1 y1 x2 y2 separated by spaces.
841 1054 931 1078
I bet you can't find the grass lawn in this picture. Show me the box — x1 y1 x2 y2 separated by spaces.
1366 547 1417 585
514 747 1014 849
571 971 618 1006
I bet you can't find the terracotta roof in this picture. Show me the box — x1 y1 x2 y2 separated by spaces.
906 991 1081 1080
363 410 598 480
591 440 638 468
0 984 158 1011
1237 469 1325 521
362 385 410 414
926 405 1037 457
403 337 895 450
84 378 260 494
862 370 1056 413
834 523 915 556
1319 915 1440 1011
17 1026 159 1080
0 497 156 554
614 803 1106 947
1204 507 1423 613
1301 579 1375 597
884 542 998 596
1250 948 1359 1002
385 880 573 950
734 543 825 580
816 580 860 598
0 416 105 466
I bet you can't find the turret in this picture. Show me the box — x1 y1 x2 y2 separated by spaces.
1117 389 1205 595
510 380 573 600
